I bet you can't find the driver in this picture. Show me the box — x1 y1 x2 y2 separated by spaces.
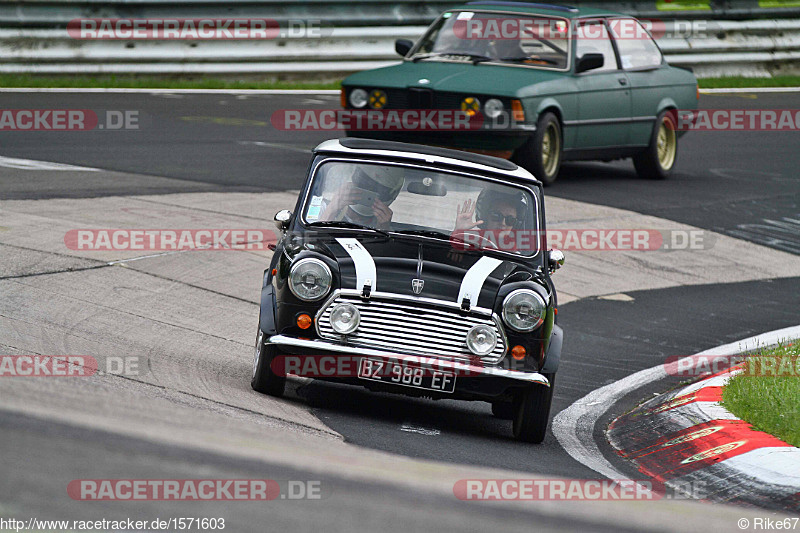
455 188 527 231
318 165 405 230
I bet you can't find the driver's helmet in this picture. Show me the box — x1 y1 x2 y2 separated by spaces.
475 188 529 229
348 165 405 216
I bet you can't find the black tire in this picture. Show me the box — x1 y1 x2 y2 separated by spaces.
512 374 555 443
512 111 562 185
251 326 286 397
491 400 515 420
633 110 678 180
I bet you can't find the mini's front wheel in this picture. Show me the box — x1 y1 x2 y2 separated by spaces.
512 375 555 443
251 327 286 397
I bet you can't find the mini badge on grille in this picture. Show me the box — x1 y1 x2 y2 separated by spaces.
411 279 425 294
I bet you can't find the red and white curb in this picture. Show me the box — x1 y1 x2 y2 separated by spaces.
553 325 800 511
608 363 800 510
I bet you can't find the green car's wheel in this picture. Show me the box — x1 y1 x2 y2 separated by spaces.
633 110 678 180
513 111 562 186
512 374 555 443
251 326 286 397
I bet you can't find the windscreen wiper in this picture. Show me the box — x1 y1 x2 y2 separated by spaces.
307 220 389 236
412 52 492 64
500 56 559 65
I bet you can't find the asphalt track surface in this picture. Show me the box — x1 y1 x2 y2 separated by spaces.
1 91 799 529
2 92 798 254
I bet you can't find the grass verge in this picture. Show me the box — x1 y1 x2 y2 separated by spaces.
1 74 799 90
722 340 800 447
699 75 800 88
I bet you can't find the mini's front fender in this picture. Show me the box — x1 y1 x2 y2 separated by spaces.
541 324 563 374
260 283 277 335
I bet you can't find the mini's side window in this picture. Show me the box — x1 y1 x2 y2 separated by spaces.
607 18 663 69
574 21 618 72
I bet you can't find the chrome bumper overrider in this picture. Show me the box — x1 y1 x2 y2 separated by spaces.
266 334 550 387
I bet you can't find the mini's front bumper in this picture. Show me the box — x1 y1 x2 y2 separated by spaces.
267 334 550 388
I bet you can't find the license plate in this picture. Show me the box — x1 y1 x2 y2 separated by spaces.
357 358 456 393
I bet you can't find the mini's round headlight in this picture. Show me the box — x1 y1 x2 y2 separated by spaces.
368 89 388 109
330 303 360 334
466 324 498 356
349 88 368 109
502 289 547 332
289 258 332 302
484 98 504 119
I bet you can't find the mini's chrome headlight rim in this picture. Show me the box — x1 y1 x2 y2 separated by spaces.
329 303 361 334
349 88 368 109
466 324 498 356
288 258 333 302
484 98 505 119
502 289 547 332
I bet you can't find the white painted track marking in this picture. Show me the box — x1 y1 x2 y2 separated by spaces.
0 155 100 171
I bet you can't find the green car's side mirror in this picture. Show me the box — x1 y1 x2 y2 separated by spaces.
395 39 414 57
576 53 604 74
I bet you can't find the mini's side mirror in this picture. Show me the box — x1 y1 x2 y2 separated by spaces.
274 209 292 231
548 249 565 274
395 39 414 57
576 53 604 74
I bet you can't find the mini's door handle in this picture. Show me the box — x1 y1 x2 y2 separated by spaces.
618 78 628 86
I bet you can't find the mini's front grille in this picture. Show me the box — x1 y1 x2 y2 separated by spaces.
317 294 506 364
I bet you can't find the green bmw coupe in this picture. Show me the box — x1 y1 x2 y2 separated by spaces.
341 1 698 184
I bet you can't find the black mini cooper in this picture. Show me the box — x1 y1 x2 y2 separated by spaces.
252 138 565 443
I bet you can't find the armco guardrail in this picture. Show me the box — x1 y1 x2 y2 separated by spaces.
1 20 799 78
2 0 800 26
1 1 799 78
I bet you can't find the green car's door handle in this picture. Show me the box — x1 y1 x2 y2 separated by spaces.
618 78 628 86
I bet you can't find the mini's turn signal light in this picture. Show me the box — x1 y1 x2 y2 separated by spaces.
297 314 313 330
511 345 527 360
